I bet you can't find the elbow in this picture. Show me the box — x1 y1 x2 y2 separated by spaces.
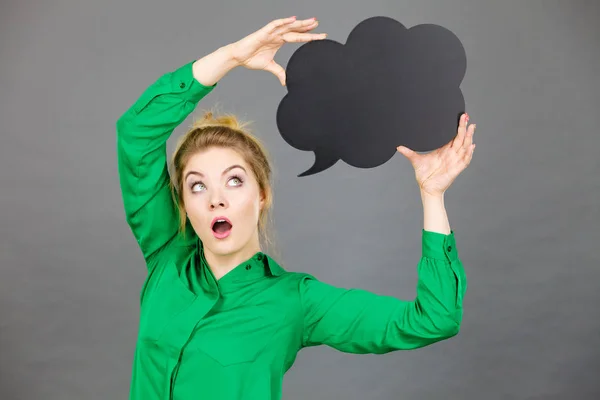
437 319 461 339
434 311 463 339
412 299 463 340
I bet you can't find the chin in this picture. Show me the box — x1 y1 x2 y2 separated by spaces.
204 236 245 257
209 244 240 257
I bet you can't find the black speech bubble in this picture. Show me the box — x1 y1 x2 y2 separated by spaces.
276 16 467 177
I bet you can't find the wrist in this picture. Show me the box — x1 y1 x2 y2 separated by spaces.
218 44 243 68
420 189 444 202
421 190 450 234
192 45 241 87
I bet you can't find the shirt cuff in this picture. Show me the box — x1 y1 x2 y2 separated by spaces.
169 60 217 103
422 229 458 262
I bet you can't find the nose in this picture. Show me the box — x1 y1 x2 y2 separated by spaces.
208 190 228 210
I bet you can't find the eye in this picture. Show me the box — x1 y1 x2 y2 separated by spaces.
190 181 206 193
227 175 244 187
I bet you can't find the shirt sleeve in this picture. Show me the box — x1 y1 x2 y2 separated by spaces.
299 229 467 353
116 61 216 263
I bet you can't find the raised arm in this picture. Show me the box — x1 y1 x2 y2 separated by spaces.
116 48 236 264
300 114 476 353
300 229 466 353
116 17 327 266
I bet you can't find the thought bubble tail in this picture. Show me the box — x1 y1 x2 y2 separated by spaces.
298 151 339 177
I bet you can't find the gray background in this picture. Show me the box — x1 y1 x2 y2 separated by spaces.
1 0 599 399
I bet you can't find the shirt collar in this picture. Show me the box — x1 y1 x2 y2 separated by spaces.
195 238 285 291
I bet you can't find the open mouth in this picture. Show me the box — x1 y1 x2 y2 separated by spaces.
211 217 233 239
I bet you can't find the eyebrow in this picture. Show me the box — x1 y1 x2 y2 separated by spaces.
184 164 247 181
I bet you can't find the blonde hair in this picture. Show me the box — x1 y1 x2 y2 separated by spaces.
169 110 276 252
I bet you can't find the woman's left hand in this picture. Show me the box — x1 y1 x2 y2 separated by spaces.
397 113 476 197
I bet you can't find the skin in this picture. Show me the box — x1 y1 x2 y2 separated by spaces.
186 16 476 280
182 147 265 280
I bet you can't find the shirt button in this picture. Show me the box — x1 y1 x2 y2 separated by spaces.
257 254 263 261
447 246 452 252
179 82 186 89
245 265 252 270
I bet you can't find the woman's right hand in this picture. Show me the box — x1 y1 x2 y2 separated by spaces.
228 16 327 86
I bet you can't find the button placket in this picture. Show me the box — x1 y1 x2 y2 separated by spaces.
443 235 457 262
167 293 219 397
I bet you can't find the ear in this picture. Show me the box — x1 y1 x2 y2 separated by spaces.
259 187 269 210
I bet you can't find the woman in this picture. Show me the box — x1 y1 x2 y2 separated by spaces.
116 16 475 400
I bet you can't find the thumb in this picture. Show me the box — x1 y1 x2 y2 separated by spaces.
396 145 417 162
264 60 286 86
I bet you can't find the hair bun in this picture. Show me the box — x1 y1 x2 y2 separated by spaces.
192 111 249 131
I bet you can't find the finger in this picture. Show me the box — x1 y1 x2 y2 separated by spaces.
452 128 471 162
274 17 318 34
263 60 286 86
282 32 327 43
463 143 476 168
456 143 476 172
272 20 319 36
451 113 469 150
396 145 418 163
451 112 468 149
265 16 297 33
462 123 476 150
295 19 320 33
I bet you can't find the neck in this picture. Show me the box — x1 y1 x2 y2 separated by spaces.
203 239 261 281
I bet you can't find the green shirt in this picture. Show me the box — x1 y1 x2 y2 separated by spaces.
116 61 467 400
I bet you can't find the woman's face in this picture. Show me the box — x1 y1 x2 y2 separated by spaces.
182 147 264 260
